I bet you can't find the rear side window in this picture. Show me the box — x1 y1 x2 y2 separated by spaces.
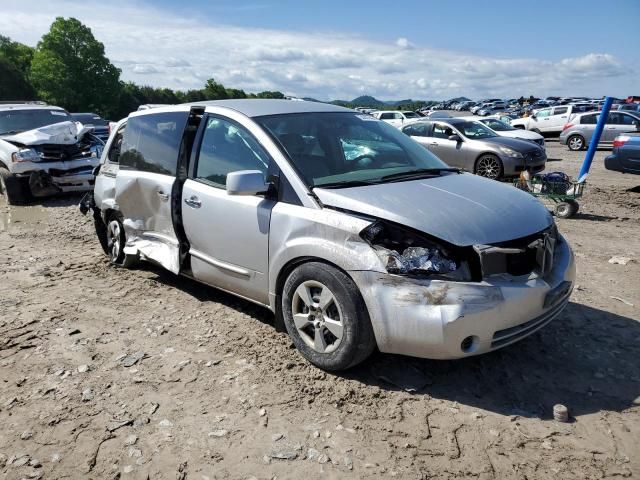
403 123 428 137
120 112 188 175
580 114 598 125
553 107 568 115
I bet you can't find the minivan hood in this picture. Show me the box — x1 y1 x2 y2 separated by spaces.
314 173 552 246
2 121 91 146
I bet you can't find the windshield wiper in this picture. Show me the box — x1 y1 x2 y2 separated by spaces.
379 167 461 182
312 179 378 189
0 130 25 135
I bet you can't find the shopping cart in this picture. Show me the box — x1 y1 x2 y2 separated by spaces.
514 174 585 218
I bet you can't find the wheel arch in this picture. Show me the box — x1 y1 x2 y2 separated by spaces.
273 256 366 333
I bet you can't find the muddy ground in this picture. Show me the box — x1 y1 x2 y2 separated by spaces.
1 140 639 480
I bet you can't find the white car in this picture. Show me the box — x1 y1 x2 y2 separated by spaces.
0 103 102 204
373 110 421 127
511 105 590 134
469 116 545 149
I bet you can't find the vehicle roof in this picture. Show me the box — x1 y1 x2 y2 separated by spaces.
0 104 67 112
130 99 353 119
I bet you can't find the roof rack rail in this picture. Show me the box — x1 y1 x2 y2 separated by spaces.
0 100 48 105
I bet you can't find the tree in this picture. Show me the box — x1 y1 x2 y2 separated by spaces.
30 17 121 115
0 35 35 100
203 78 229 100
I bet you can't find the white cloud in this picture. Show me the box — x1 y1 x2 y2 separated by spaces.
132 64 161 74
0 0 633 100
395 37 414 49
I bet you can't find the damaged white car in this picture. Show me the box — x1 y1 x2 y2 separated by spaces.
0 103 103 205
83 100 575 371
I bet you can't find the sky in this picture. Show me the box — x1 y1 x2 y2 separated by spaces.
1 0 638 101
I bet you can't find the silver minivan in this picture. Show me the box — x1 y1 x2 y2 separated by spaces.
84 100 575 371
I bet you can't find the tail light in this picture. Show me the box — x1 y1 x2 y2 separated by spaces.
562 123 573 131
613 135 630 148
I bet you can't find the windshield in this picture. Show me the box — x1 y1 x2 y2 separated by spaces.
481 118 516 131
0 109 72 135
256 112 448 187
453 121 498 139
71 113 108 126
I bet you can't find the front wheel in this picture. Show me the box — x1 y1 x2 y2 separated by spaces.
475 154 504 180
282 262 376 371
0 167 30 205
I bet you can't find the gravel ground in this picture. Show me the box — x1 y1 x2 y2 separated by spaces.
1 138 639 480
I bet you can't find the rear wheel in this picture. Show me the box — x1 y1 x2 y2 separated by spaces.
105 214 137 267
475 154 503 180
282 262 376 371
567 135 585 151
0 167 30 205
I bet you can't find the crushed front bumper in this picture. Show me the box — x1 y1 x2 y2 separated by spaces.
11 157 99 196
351 233 575 360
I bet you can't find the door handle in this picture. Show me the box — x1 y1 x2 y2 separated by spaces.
184 196 201 208
430 142 438 146
157 191 170 201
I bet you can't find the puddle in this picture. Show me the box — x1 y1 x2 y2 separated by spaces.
0 205 51 232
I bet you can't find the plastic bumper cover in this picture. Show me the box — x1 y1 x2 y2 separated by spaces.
350 234 575 360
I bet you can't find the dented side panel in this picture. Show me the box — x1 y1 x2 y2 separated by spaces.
115 169 181 273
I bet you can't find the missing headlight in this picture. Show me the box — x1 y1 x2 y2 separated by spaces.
361 220 472 280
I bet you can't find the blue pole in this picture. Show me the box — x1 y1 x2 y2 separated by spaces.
577 96 614 183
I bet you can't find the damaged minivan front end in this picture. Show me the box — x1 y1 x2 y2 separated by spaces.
348 217 574 359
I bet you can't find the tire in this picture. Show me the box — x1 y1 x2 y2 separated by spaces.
555 201 578 218
105 214 138 267
282 262 376 371
0 167 30 205
567 135 585 151
475 154 504 180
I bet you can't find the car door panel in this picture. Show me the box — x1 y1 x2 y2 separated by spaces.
182 179 274 303
115 111 188 274
180 114 274 304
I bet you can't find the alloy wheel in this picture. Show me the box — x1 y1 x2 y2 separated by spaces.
476 156 502 179
107 220 122 263
291 280 344 354
568 136 584 151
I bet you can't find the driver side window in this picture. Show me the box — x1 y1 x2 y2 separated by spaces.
536 109 551 119
432 124 453 139
195 117 270 189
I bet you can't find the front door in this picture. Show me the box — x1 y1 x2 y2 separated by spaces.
181 115 275 304
115 111 189 273
427 123 463 167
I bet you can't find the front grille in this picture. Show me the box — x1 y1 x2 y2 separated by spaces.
475 225 558 277
491 294 570 349
32 142 93 162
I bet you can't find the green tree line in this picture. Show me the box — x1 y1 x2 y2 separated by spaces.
0 17 285 120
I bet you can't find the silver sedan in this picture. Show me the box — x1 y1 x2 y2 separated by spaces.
401 118 547 179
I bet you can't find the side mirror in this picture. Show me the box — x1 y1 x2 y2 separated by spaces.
634 120 640 130
226 170 269 196
448 134 462 142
